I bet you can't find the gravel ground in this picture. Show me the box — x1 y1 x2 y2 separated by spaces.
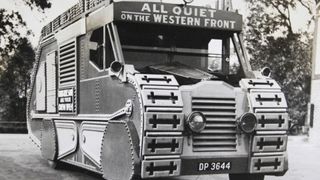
0 134 318 180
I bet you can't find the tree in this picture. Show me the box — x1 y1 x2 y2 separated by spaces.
0 9 26 58
0 38 35 122
0 0 50 57
0 0 51 122
244 0 315 123
22 0 51 11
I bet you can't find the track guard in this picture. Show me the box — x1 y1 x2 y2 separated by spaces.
101 120 140 180
41 119 58 161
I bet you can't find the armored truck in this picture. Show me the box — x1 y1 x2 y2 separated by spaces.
27 0 289 179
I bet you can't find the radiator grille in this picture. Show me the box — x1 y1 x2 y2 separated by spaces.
192 97 237 152
59 40 76 86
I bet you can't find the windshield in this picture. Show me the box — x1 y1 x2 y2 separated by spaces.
117 23 242 77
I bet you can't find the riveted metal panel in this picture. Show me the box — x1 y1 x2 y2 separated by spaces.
250 156 285 173
79 77 138 114
80 121 108 165
252 135 287 153
249 92 287 110
41 119 57 161
141 89 183 107
256 113 289 131
78 35 88 80
55 121 78 159
101 121 140 180
79 80 96 114
143 136 183 155
135 74 179 87
144 113 184 131
94 80 101 113
36 61 46 111
141 159 181 178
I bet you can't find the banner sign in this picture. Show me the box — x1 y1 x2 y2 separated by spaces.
114 2 242 31
58 88 75 113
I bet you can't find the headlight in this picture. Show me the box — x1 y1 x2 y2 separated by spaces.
187 112 206 133
239 113 257 133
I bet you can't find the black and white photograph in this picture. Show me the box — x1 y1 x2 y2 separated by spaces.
0 0 319 180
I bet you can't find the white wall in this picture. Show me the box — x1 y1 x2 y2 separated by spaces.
309 4 320 143
314 7 320 75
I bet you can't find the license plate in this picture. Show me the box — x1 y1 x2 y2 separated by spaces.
198 161 232 172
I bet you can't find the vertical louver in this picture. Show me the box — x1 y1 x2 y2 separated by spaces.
59 40 77 87
192 97 237 152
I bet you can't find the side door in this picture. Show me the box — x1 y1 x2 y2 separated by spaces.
46 51 57 113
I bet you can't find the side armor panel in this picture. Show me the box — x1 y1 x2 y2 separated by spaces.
55 121 78 159
41 119 58 161
101 121 140 180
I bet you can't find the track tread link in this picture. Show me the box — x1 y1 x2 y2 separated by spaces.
133 74 184 179
241 79 289 174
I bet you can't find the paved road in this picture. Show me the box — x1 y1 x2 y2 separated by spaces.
0 134 319 180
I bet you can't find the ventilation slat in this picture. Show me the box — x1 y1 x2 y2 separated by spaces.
192 147 237 152
60 62 76 72
201 129 237 134
59 62 75 69
192 97 237 152
60 48 76 57
193 141 237 146
206 116 236 122
60 70 75 77
60 41 75 49
61 77 75 83
201 112 236 116
193 136 236 140
60 54 75 62
192 99 235 104
193 105 236 110
59 40 76 86
60 75 76 81
205 124 237 128
60 72 76 79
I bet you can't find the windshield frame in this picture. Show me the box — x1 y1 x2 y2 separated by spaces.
115 22 252 78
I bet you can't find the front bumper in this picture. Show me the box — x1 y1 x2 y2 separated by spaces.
141 154 288 178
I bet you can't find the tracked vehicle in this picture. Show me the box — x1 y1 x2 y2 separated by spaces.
27 0 289 179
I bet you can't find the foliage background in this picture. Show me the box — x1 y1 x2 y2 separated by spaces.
245 0 316 124
0 0 50 124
